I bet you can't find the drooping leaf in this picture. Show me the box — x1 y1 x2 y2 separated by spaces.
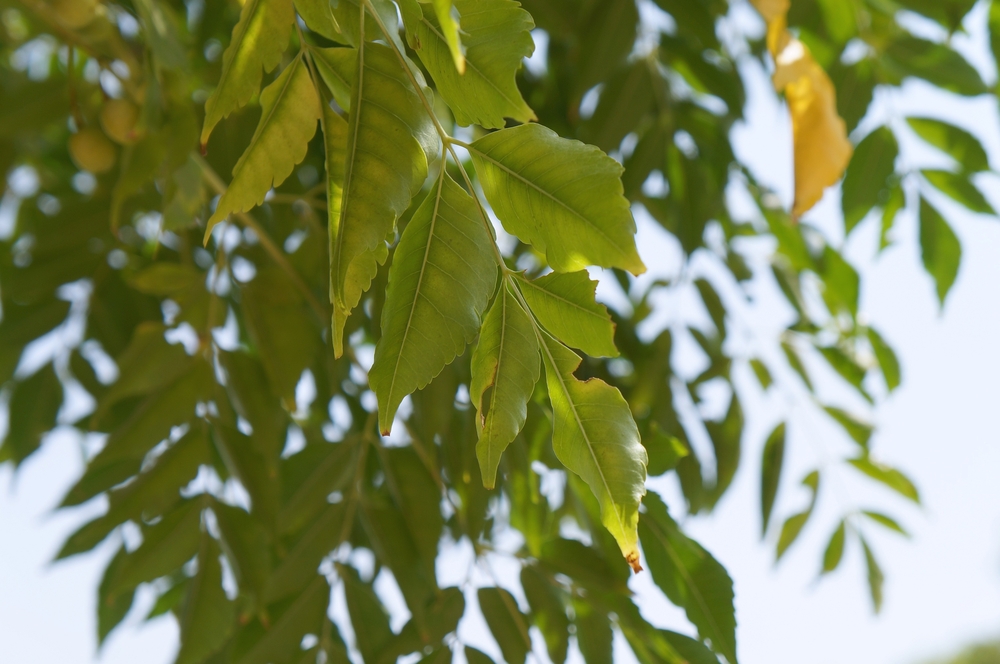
517 271 618 358
521 565 569 664
331 41 437 355
907 117 989 173
749 359 773 390
539 332 647 571
264 503 345 603
868 327 901 392
369 172 497 433
821 520 847 574
478 587 530 664
574 596 613 664
922 169 995 215
1 363 62 465
205 56 322 238
176 534 236 664
919 196 962 305
848 457 921 504
639 492 737 664
211 501 271 602
539 538 629 595
340 564 393 663
883 35 987 97
311 47 356 112
760 422 786 536
470 281 540 488
469 124 646 275
881 182 906 251
861 510 910 537
201 0 296 144
841 127 898 234
382 446 444 566
643 422 689 476
406 0 535 128
109 499 204 591
97 547 136 645
776 470 820 560
861 536 884 613
236 577 330 664
824 406 873 449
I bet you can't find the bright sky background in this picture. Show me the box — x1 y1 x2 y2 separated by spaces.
3 2 1000 664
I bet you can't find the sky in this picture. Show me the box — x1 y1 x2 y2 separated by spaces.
3 2 1000 664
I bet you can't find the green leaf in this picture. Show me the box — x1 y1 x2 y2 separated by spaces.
861 536 884 613
211 501 271 602
907 117 989 173
201 0 296 144
518 271 618 358
98 547 136 645
639 492 737 664
643 422 689 476
576 0 639 93
521 565 569 664
369 172 497 433
331 42 437 354
818 346 869 401
109 499 203 591
61 360 214 507
896 0 977 32
848 457 921 504
760 422 786 537
206 56 322 238
880 182 905 251
581 60 656 153
176 534 236 664
470 281 541 488
295 0 341 40
382 446 444 566
824 406 873 449
311 47 356 112
431 0 465 72
919 196 962 305
539 332 647 570
241 265 322 402
749 359 773 390
861 510 910 537
821 520 847 574
340 565 394 663
539 538 628 595
212 423 281 528
478 587 531 664
922 169 995 214
776 470 820 561
469 124 645 275
841 127 898 234
819 246 860 317
264 503 345 603
868 327 901 392
781 339 812 390
1 363 62 465
237 577 331 664
406 0 535 128
465 647 496 664
883 35 987 97
574 596 613 664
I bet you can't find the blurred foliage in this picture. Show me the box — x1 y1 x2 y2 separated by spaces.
0 0 995 662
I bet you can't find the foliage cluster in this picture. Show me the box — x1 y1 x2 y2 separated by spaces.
0 0 996 662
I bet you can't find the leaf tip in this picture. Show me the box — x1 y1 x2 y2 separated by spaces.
626 550 642 573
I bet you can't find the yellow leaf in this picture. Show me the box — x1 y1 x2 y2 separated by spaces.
750 0 853 218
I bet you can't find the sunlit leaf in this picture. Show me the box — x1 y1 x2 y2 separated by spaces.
922 169 995 215
776 470 819 560
821 520 846 574
206 56 322 238
469 124 646 275
369 172 497 433
518 271 618 358
861 536 884 612
540 332 647 570
919 196 962 305
848 457 921 504
201 0 296 144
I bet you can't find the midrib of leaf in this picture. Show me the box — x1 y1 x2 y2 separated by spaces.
535 324 628 543
332 11 366 302
466 144 627 254
419 15 521 108
383 171 447 420
233 53 302 172
482 288 509 472
644 515 732 662
520 278 608 323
